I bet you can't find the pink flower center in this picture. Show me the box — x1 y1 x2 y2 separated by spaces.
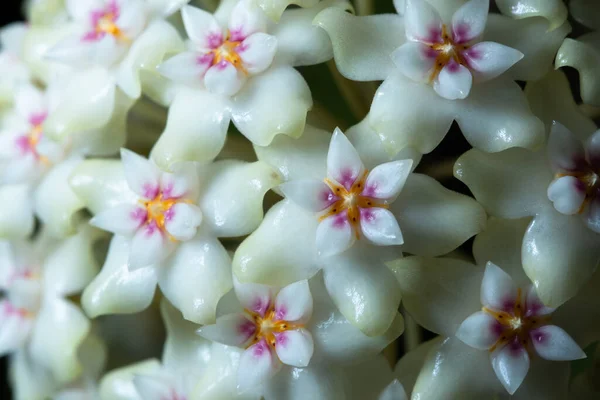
555 169 600 214
244 306 302 350
209 32 247 74
15 114 48 163
426 25 471 82
84 2 128 42
139 193 191 241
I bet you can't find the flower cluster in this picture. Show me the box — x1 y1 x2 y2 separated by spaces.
0 0 598 399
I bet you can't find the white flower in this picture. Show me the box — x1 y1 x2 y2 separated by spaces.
197 274 403 393
150 0 351 169
280 128 410 256
394 0 523 100
456 262 585 394
315 0 569 155
455 70 600 308
495 0 568 30
71 151 280 324
234 124 485 336
0 24 31 107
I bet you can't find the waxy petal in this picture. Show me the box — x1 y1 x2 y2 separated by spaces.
116 0 147 38
0 301 31 355
274 328 314 367
90 204 147 236
15 83 46 121
129 223 173 269
120 149 160 200
280 180 336 212
584 195 600 233
163 203 203 241
228 0 268 42
234 277 275 317
157 51 213 84
547 176 586 215
456 311 502 350
586 130 600 169
315 212 354 257
481 262 517 312
181 5 222 49
405 0 443 44
451 0 489 44
547 122 586 172
391 42 437 83
159 163 200 201
379 380 408 400
363 159 413 201
274 280 312 323
0 184 34 239
327 128 365 190
238 32 277 75
237 340 282 390
433 62 473 100
359 207 403 246
496 0 567 31
530 325 585 361
491 343 530 395
204 62 246 97
197 313 256 347
524 285 554 317
463 42 523 82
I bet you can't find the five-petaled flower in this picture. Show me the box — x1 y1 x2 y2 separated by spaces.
280 128 412 257
456 262 585 394
394 0 523 100
198 279 314 390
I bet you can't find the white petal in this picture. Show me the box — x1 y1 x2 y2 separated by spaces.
524 285 554 317
160 163 201 200
274 280 312 323
98 360 162 400
456 311 502 350
463 42 523 82
586 129 600 170
181 5 223 49
547 121 586 172
234 277 274 317
379 380 408 400
129 224 172 269
132 374 179 400
405 0 443 44
0 302 31 355
451 0 489 44
433 62 473 100
204 62 246 97
547 176 586 215
90 204 147 235
0 184 34 239
274 328 314 367
279 180 336 212
481 261 518 312
120 149 160 199
163 203 202 241
315 212 355 257
391 42 438 83
584 196 600 233
116 0 148 38
228 0 268 41
237 340 281 391
363 160 413 201
197 313 256 347
327 128 365 190
530 325 586 361
359 207 403 246
496 0 568 30
491 343 530 395
15 84 46 121
238 32 277 75
157 51 213 84
66 0 100 21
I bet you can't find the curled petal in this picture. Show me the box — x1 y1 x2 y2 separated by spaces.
547 122 586 172
205 62 246 97
274 328 314 367
159 163 200 201
129 223 173 269
530 325 585 361
120 149 160 200
181 5 222 49
359 207 403 246
238 32 277 75
525 285 554 317
234 277 275 317
163 203 203 241
491 342 530 395
279 180 336 212
481 262 517 312
327 128 365 190
456 311 502 350
450 0 489 44
547 176 586 215
496 0 567 31
363 159 413 201
405 0 443 44
197 313 256 347
237 340 282 391
315 211 355 257
228 0 268 41
90 204 147 236
274 280 313 323
462 42 523 83
157 51 213 84
433 62 473 100
391 42 437 83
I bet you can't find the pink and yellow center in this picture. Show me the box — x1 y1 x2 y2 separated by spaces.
427 25 469 83
139 194 190 239
94 12 128 41
245 307 302 349
320 171 387 239
556 170 600 214
483 288 550 353
18 122 49 165
211 33 246 73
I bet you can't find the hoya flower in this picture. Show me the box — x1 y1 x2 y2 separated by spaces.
197 273 403 394
390 218 600 398
70 150 280 324
0 24 31 107
234 124 485 336
315 0 569 155
494 0 567 30
556 0 600 106
0 82 129 239
151 0 351 169
455 70 600 307
0 226 103 399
